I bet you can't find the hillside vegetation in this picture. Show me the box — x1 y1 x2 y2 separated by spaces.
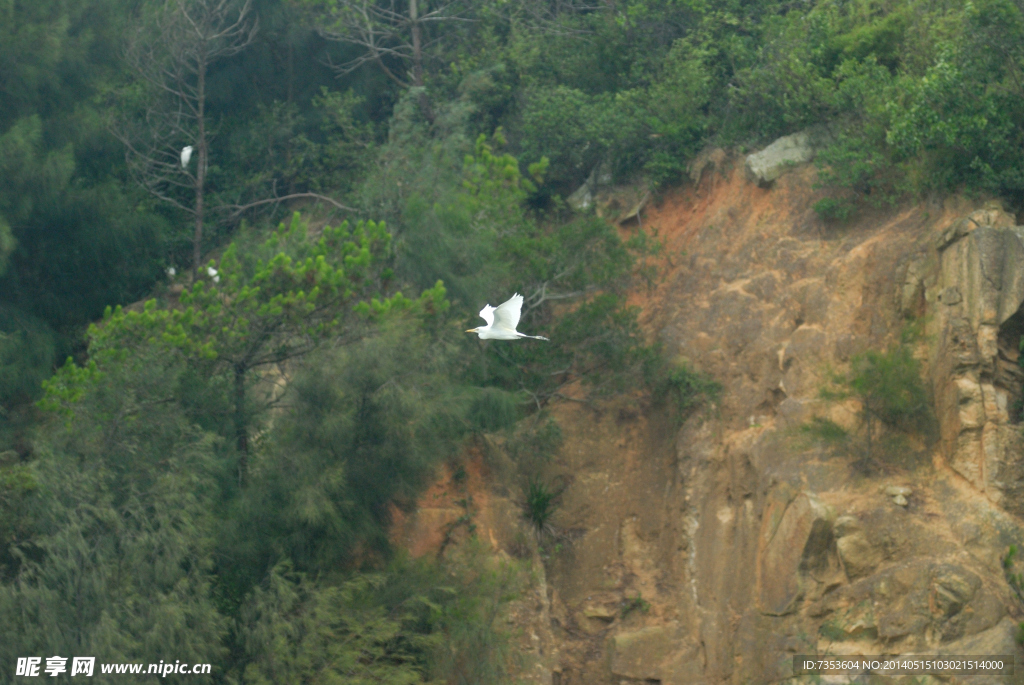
1 0 1022 681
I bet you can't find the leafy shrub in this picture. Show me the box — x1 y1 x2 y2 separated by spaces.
655 358 721 422
798 416 855 461
801 416 850 444
815 341 935 467
813 196 855 222
505 416 563 479
621 592 651 618
848 346 932 433
513 36 711 191
639 38 711 185
523 476 563 536
725 10 839 142
468 387 520 432
516 86 604 191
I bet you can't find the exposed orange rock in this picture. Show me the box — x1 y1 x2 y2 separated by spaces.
395 154 1024 685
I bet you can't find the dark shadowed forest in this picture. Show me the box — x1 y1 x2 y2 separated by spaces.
2 0 1024 681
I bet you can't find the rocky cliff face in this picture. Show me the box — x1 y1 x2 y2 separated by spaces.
396 152 1024 684
926 211 1024 513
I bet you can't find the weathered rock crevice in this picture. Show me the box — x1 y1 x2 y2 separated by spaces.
930 209 1024 513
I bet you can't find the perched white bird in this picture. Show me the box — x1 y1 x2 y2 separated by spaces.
466 293 548 341
180 145 193 169
207 266 219 283
166 266 176 278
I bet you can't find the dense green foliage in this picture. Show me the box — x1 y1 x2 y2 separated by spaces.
2 0 1013 679
3 210 540 680
3 0 1020 401
657 357 722 423
523 476 563 536
813 340 935 468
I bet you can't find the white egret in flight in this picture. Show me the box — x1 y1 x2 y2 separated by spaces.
466 293 548 341
180 145 193 169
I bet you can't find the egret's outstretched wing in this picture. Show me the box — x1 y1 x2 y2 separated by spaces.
478 304 496 327
492 293 523 332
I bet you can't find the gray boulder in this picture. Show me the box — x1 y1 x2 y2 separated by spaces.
745 130 822 186
567 162 613 211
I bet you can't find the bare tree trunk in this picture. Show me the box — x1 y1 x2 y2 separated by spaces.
193 51 207 282
115 0 256 283
234 363 248 485
407 0 434 121
410 0 423 87
287 38 294 104
864 413 874 469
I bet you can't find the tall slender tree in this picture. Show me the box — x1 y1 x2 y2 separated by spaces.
116 0 258 282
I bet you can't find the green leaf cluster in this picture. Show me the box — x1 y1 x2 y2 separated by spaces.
655 357 722 423
40 213 412 432
846 347 932 432
813 341 935 468
523 476 563 536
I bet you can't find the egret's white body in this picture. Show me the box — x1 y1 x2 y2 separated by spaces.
207 266 220 283
466 293 548 341
181 145 193 169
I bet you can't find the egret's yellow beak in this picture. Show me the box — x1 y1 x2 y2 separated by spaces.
465 328 477 333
